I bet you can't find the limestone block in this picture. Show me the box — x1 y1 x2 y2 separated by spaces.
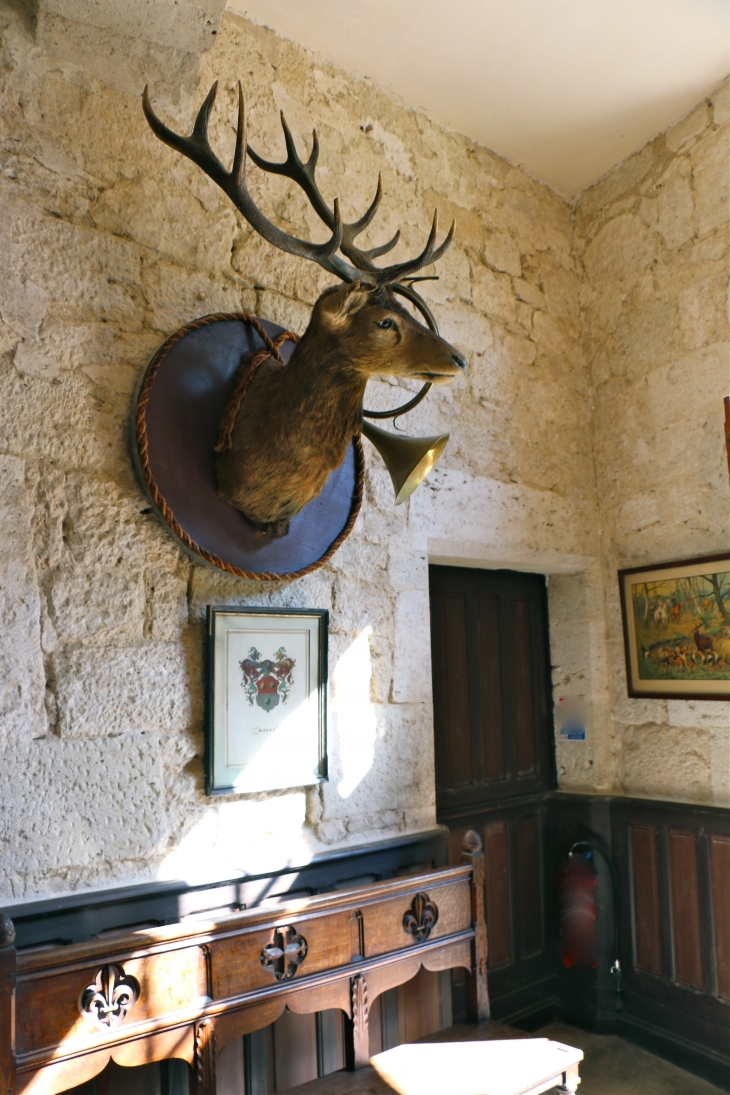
328 536 388 586
48 566 146 646
0 277 48 343
63 473 183 572
0 734 166 878
483 232 521 277
187 564 335 622
541 261 580 323
141 260 257 335
53 642 191 736
39 0 225 54
666 701 730 729
583 215 656 287
711 80 730 128
144 567 190 642
157 792 313 883
693 139 730 241
0 456 46 741
28 463 67 572
512 279 545 310
530 312 573 359
1 198 145 329
576 144 655 228
617 724 711 803
678 278 728 348
436 299 494 358
256 290 313 337
471 265 516 325
330 575 393 643
392 590 432 704
657 174 694 249
665 101 710 153
89 177 237 276
324 701 434 829
388 548 428 592
231 231 332 307
709 731 730 807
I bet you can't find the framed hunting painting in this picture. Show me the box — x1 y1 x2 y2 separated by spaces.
206 606 328 795
619 554 730 700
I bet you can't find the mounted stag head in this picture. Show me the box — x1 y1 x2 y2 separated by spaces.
143 82 466 537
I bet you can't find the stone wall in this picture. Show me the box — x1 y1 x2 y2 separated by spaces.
0 5 598 901
575 81 730 806
0 1 725 905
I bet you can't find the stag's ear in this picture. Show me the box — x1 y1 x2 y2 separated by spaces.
320 280 374 326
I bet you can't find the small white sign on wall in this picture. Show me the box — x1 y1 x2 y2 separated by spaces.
557 695 588 741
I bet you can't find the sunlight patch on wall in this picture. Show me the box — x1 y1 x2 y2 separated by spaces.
156 792 312 884
334 626 377 799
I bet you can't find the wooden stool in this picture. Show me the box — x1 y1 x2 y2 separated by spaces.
369 1038 583 1095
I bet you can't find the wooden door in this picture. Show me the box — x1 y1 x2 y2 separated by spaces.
429 566 555 1024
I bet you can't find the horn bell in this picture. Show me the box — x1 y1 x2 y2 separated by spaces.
361 419 449 505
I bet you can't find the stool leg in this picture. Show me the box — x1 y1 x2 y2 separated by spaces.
555 1063 581 1093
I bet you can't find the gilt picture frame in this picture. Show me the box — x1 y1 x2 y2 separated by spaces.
205 606 328 795
618 554 730 701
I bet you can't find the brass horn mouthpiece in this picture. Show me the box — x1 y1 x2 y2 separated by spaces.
361 420 449 505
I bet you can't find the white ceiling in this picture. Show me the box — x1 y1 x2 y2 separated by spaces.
226 0 728 198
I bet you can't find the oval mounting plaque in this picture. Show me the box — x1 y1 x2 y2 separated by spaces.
132 313 363 582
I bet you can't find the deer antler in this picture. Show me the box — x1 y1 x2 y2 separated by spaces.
143 82 454 285
142 82 343 268
247 111 454 285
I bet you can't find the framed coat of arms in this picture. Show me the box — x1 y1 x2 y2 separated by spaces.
206 606 328 795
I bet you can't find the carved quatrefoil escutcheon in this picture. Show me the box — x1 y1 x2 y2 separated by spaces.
80 964 140 1030
403 892 439 943
260 924 308 982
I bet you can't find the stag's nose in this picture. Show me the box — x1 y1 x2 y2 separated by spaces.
451 352 467 371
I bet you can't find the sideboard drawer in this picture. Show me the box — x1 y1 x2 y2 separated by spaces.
362 877 471 959
211 909 352 999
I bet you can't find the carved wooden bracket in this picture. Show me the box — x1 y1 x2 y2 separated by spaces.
79 964 140 1030
402 892 439 942
260 925 308 982
195 1017 216 1093
349 973 369 1070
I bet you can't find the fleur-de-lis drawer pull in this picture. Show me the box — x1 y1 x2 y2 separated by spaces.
403 892 439 942
80 964 140 1030
260 924 308 982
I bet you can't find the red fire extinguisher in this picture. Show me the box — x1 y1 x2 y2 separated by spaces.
559 851 598 970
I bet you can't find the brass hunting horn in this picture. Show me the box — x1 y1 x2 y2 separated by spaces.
361 281 449 503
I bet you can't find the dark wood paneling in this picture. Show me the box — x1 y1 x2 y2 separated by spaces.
431 568 553 1029
631 823 662 975
430 566 553 813
516 817 542 957
476 595 505 782
709 834 730 1000
439 592 472 788
668 828 703 990
604 797 730 1086
484 821 511 969
511 598 535 775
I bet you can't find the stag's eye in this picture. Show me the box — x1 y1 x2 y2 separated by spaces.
377 318 395 330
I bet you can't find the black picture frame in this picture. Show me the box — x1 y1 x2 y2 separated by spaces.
205 605 329 795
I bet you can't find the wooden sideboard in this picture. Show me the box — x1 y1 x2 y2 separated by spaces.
0 833 488 1095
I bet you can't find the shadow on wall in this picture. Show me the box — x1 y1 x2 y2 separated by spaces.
155 627 379 885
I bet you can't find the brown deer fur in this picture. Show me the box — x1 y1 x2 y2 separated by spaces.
216 282 466 537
